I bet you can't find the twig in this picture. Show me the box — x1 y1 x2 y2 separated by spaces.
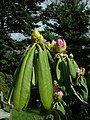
70 80 89 106
71 84 88 105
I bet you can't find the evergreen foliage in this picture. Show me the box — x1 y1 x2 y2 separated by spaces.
0 0 45 38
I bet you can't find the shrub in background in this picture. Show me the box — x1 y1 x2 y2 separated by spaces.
0 72 13 100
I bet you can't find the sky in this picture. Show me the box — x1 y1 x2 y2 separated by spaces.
10 33 30 41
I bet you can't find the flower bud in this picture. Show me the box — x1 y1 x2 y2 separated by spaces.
31 28 44 43
53 85 64 101
76 67 85 75
80 67 85 75
56 91 64 97
53 39 66 53
69 53 74 59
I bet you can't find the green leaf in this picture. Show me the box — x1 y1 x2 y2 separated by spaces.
75 76 88 101
56 58 64 86
68 58 78 78
38 45 53 110
80 76 88 101
56 102 65 115
32 67 36 86
62 59 70 91
56 58 62 80
87 71 90 90
46 49 54 63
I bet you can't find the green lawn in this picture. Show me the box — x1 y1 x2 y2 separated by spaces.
12 109 44 120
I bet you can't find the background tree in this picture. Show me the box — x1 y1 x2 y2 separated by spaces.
0 39 25 75
0 0 45 39
41 0 90 66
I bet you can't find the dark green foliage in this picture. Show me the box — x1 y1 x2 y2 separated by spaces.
0 39 25 75
56 57 70 91
0 0 45 38
12 109 44 120
0 72 12 100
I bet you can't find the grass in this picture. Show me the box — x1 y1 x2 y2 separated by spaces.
12 109 44 120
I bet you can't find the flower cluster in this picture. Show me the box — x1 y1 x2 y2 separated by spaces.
76 67 85 75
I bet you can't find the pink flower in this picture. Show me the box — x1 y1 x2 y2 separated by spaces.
76 67 85 75
53 86 64 97
80 67 85 75
56 91 64 97
54 39 66 48
53 39 66 53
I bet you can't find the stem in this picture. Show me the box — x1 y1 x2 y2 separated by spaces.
70 79 89 106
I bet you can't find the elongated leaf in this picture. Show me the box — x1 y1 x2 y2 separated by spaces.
81 76 88 101
56 102 65 115
62 59 70 91
46 49 54 63
87 71 90 90
38 45 53 110
33 49 39 86
68 58 78 78
8 46 30 103
12 45 35 111
75 76 88 101
56 58 62 80
56 58 64 86
32 67 36 86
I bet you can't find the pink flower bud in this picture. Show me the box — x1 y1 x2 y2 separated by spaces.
82 68 85 75
53 39 66 53
55 39 62 46
76 67 85 75
56 91 64 97
62 39 66 48
53 85 64 97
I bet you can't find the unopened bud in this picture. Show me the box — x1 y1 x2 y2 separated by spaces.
31 28 44 43
53 39 67 53
69 53 73 59
76 67 85 75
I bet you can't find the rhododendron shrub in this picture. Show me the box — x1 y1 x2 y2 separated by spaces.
9 29 89 120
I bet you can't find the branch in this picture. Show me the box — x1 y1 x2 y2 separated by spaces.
70 81 89 106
